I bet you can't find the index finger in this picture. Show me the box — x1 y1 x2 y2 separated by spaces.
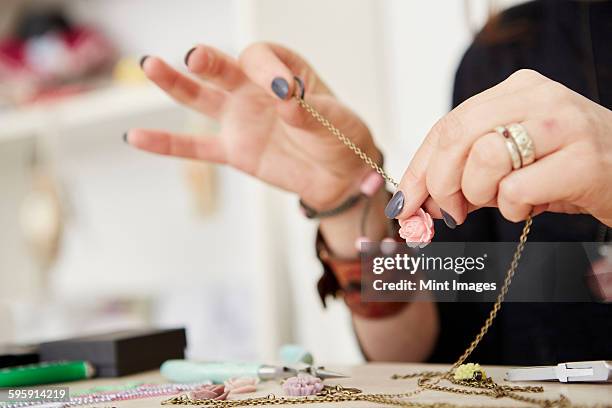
390 69 548 220
238 42 329 99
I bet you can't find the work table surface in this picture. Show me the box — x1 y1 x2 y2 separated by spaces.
64 363 611 407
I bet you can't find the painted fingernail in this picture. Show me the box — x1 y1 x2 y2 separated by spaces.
440 208 457 229
384 191 405 219
184 47 196 66
139 55 149 69
271 77 289 100
123 132 129 144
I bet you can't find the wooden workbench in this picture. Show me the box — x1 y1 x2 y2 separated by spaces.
64 363 611 407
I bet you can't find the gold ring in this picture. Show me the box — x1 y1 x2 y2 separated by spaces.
507 123 535 167
495 126 522 170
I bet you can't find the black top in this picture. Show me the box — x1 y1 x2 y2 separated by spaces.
428 0 612 365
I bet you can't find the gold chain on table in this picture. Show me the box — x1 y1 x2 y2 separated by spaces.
161 89 586 408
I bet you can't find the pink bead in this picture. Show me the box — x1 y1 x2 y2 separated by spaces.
355 236 370 252
360 172 384 197
380 237 397 255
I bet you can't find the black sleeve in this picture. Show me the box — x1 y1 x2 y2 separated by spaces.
425 40 502 364
426 0 612 365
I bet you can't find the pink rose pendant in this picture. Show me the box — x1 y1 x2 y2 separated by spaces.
398 208 435 248
189 384 229 401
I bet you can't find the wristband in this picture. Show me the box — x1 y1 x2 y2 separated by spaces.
299 160 385 219
315 229 408 319
300 194 363 219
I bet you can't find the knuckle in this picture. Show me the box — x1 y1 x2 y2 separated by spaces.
470 134 507 170
571 110 592 136
573 104 597 134
283 107 306 127
566 158 601 206
398 163 423 197
507 68 544 84
461 177 481 205
248 41 271 53
282 104 307 127
500 205 525 223
498 178 524 205
433 111 464 149
539 117 561 135
425 172 447 201
204 52 225 77
569 143 599 180
556 103 595 142
541 80 571 105
401 163 422 187
461 176 489 207
238 42 270 63
582 159 606 201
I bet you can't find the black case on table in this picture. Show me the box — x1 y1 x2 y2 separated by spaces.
38 328 186 377
0 345 39 368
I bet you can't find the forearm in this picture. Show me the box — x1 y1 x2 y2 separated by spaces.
318 186 389 258
318 185 439 362
353 301 439 362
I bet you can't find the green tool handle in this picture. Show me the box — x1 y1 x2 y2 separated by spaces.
0 361 94 387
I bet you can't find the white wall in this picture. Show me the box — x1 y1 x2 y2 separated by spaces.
237 0 525 364
382 0 527 177
1 0 526 364
66 0 237 62
234 0 394 364
0 0 266 361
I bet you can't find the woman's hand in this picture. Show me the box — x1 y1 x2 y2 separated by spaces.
392 69 612 227
127 43 379 211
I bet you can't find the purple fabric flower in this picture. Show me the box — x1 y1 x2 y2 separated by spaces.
282 374 324 396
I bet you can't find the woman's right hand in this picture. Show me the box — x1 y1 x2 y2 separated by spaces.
127 43 379 211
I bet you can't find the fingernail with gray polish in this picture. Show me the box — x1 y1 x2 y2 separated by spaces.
385 191 405 219
440 208 457 229
271 77 289 99
123 132 129 144
184 47 196 66
139 55 149 69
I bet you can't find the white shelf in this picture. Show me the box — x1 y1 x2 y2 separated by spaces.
0 83 174 143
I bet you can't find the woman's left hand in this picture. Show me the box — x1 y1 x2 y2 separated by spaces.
392 69 612 227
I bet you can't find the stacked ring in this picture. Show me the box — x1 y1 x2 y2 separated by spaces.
495 126 522 170
495 123 536 170
507 123 535 167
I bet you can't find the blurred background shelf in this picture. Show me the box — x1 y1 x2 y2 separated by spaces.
0 84 173 143
0 0 513 366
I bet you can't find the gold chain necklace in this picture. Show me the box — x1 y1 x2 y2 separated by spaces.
161 86 582 408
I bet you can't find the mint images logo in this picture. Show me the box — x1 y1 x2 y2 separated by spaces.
371 279 497 293
372 253 487 275
362 241 604 302
368 252 496 297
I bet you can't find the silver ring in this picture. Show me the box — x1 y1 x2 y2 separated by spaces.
495 126 522 170
507 123 535 167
